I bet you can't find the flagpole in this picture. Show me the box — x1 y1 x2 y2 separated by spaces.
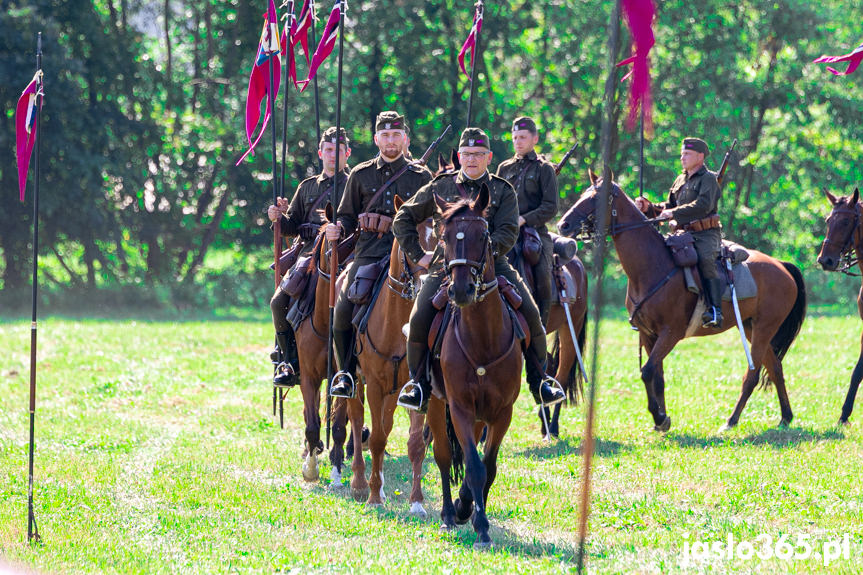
326 0 346 450
639 105 645 199
27 31 43 545
310 0 323 170
576 0 620 571
268 15 282 289
279 1 294 202
465 0 483 128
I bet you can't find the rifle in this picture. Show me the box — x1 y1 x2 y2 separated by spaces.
554 141 580 176
716 138 738 188
414 124 452 167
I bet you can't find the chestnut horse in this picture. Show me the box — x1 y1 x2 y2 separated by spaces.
426 186 522 549
816 187 862 425
343 197 433 516
557 178 806 431
293 207 351 482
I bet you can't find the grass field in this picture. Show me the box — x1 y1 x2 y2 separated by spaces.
1 310 862 574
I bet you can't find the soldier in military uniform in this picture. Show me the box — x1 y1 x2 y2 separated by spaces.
635 137 724 328
266 126 351 386
393 127 566 413
326 111 432 398
495 116 559 327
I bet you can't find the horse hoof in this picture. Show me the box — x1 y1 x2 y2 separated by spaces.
439 523 455 533
717 422 734 434
302 460 319 482
409 502 428 520
838 418 851 428
473 539 493 551
366 501 384 509
329 468 342 484
351 488 369 502
454 498 472 525
778 419 791 429
653 416 671 432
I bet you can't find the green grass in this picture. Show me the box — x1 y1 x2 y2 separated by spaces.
1 312 862 574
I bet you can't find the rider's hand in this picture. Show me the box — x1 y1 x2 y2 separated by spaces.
634 197 650 213
518 215 526 227
417 253 433 270
267 197 289 223
325 222 343 241
657 209 673 221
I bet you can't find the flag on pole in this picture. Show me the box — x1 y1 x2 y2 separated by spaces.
292 0 313 63
281 5 298 88
814 42 863 76
16 70 43 202
237 0 282 165
458 2 483 78
616 0 656 133
297 0 340 93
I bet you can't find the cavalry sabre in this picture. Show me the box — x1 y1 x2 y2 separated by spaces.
554 254 589 384
725 258 755 370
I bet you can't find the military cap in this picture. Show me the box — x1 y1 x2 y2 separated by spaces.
682 137 709 155
320 126 350 147
512 116 537 134
375 111 406 132
458 127 491 150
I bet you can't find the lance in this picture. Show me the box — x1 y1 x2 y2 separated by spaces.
326 0 346 450
268 8 281 289
639 105 645 200
310 0 323 169
576 0 621 571
465 0 483 128
279 0 294 202
26 32 44 545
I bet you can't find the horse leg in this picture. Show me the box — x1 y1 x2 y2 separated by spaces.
449 403 490 548
300 376 323 482
640 330 676 431
366 383 393 506
329 397 348 484
761 346 794 427
428 398 456 529
481 407 512 506
407 411 428 518
455 421 484 524
346 390 369 501
723 323 772 431
840 331 863 425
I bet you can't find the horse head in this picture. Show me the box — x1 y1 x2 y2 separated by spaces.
435 183 492 307
556 170 633 239
818 187 860 271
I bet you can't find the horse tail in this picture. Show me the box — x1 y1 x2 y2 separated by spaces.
445 404 464 484
761 261 807 387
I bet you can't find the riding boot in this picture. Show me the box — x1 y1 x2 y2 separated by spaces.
524 346 566 406
397 341 432 413
701 277 725 328
330 328 357 398
273 329 300 388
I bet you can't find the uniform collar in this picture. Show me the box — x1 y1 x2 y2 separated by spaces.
317 168 349 184
375 154 406 171
456 170 490 185
685 165 707 180
516 150 538 162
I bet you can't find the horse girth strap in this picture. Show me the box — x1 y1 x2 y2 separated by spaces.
452 307 518 384
627 266 680 326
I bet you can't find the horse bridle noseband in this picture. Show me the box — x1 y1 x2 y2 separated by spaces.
573 184 663 241
444 215 498 301
823 202 862 275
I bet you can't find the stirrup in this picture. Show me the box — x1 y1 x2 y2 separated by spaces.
397 379 427 413
273 361 298 388
701 307 722 328
329 370 356 399
536 375 566 407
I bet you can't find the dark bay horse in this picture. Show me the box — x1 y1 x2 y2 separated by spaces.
557 178 806 431
293 206 351 482
344 197 433 515
426 186 522 549
817 187 862 425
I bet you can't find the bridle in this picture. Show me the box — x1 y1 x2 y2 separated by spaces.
443 215 498 302
387 248 422 300
823 201 862 276
569 184 663 241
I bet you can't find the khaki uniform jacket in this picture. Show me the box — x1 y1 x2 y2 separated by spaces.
337 155 431 261
279 169 350 257
495 150 559 230
393 171 520 271
663 165 720 225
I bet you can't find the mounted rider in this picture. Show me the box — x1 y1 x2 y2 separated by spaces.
393 127 566 413
267 126 351 387
635 137 724 328
327 111 433 399
495 116 559 327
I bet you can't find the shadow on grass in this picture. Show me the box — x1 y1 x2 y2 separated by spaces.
515 435 629 459
668 425 846 449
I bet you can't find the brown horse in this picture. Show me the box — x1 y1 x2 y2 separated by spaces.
557 177 806 431
426 186 522 549
293 206 352 482
816 187 862 425
343 198 433 515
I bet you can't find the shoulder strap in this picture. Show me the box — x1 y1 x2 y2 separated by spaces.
363 162 415 212
452 175 470 199
512 158 537 195
309 176 337 215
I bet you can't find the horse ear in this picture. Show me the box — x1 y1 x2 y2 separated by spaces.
434 192 450 213
394 195 404 212
472 183 490 214
853 187 860 205
325 202 334 223
450 148 461 170
588 168 598 187
823 189 838 205
437 152 446 173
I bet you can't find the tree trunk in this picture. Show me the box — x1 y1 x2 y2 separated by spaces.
183 187 232 281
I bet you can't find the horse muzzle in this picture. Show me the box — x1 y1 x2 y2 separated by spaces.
817 253 838 271
447 282 477 308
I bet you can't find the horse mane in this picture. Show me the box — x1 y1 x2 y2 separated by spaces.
440 199 486 223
